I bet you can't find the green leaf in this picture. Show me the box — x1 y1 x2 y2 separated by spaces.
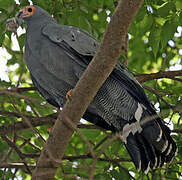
136 14 154 35
160 18 178 48
0 12 8 23
135 6 146 23
157 2 176 18
179 11 182 25
33 0 53 12
0 0 13 11
103 0 114 9
18 33 25 50
175 0 182 11
7 2 16 14
0 170 3 177
111 140 122 154
0 23 5 46
19 0 30 7
110 168 130 179
149 25 161 57
80 129 101 140
118 168 130 179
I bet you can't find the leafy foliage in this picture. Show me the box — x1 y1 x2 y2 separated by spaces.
0 0 182 179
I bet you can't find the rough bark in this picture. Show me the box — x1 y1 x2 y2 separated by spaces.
32 0 144 179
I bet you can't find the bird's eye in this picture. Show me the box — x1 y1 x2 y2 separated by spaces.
28 8 32 12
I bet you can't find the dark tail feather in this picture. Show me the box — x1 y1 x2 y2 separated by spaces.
141 118 168 153
159 122 178 163
84 106 177 173
124 134 142 171
135 133 157 170
135 134 151 173
120 115 177 173
123 132 158 173
140 117 177 167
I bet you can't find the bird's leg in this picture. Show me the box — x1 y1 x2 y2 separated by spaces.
66 89 73 100
48 127 53 134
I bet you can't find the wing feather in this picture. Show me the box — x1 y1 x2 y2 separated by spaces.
42 23 154 114
42 23 99 56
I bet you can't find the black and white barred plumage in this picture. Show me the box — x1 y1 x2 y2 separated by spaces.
22 6 177 173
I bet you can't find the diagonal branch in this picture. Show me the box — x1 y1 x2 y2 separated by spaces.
32 0 144 179
143 85 173 108
1 135 32 174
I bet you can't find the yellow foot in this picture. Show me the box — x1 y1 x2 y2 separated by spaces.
47 127 53 134
66 89 73 100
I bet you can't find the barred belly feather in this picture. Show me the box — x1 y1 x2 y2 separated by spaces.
89 77 138 129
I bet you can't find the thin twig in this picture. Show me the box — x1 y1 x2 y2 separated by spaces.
143 85 173 109
17 135 41 152
9 97 46 143
89 158 97 180
93 135 111 151
25 100 40 117
96 135 118 158
61 116 95 158
1 135 32 174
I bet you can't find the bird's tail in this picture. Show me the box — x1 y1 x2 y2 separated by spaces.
119 105 177 173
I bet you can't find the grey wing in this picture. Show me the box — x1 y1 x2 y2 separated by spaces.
30 73 64 107
41 22 100 85
25 38 77 107
42 23 99 57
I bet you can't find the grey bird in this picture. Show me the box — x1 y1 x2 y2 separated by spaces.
14 5 177 173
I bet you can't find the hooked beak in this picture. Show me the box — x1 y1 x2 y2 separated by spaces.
16 9 29 18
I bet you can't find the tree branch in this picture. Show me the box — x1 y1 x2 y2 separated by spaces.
0 156 131 169
32 0 143 179
137 70 182 83
0 113 57 136
0 162 36 169
9 87 36 92
172 129 182 134
0 90 43 104
0 111 103 136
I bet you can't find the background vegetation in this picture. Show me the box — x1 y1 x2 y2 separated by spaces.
0 0 182 179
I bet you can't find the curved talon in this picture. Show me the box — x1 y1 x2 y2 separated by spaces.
66 89 73 100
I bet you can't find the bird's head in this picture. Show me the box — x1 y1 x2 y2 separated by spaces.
17 5 37 19
16 5 55 24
